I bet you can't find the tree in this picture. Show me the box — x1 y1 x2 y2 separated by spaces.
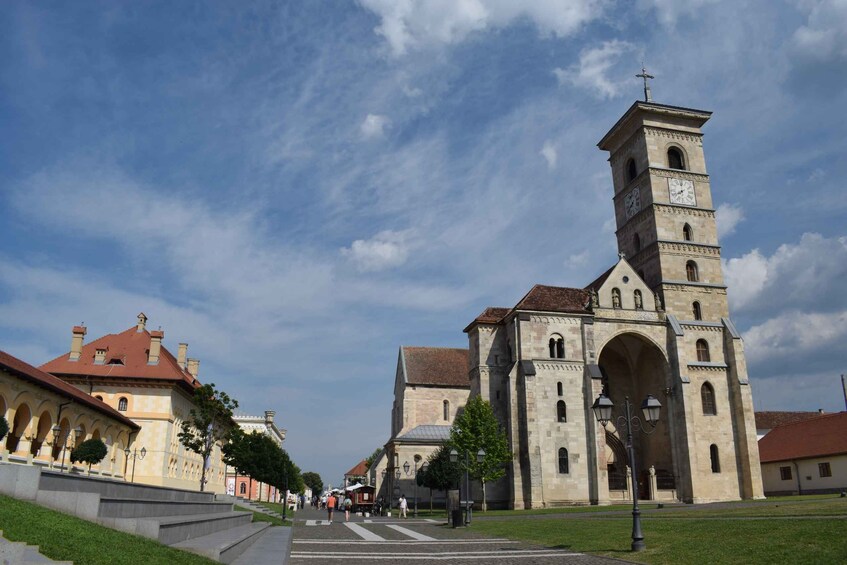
0 415 8 442
70 438 108 475
449 394 513 511
178 383 238 491
419 445 462 514
302 471 323 495
364 448 382 470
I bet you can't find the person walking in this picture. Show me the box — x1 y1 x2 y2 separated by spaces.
327 492 337 523
399 494 408 519
344 495 353 522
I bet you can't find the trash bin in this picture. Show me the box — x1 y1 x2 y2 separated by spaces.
451 508 463 528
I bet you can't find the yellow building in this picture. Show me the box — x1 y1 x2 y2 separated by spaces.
1 350 139 476
39 313 227 493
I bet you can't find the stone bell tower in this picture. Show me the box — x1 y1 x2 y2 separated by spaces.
597 101 728 324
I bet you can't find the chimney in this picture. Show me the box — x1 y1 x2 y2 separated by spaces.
94 347 107 365
187 358 200 378
177 343 188 368
264 410 275 425
69 325 87 362
137 312 148 332
148 330 164 365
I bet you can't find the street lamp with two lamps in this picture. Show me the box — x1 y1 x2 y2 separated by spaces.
449 447 485 525
403 455 423 517
591 393 662 552
124 446 147 483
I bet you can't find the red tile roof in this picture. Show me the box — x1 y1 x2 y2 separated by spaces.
344 460 369 477
40 325 198 390
755 411 825 431
758 412 847 463
514 284 591 314
0 350 139 430
402 347 469 388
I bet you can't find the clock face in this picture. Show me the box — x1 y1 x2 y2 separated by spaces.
624 187 641 218
668 178 696 206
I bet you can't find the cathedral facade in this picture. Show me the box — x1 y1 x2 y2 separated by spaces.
462 100 763 507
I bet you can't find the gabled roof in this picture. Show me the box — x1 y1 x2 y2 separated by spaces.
758 412 847 463
401 347 469 388
344 459 369 477
755 411 825 431
40 326 198 390
513 284 591 314
0 350 140 430
585 265 616 291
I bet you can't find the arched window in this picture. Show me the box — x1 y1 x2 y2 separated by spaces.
118 397 128 412
612 288 622 309
693 301 702 320
696 339 711 362
710 444 721 473
668 147 685 170
557 382 563 396
556 400 567 423
683 223 693 241
701 382 716 415
626 159 637 183
549 335 564 358
95 395 103 401
633 233 641 252
240 482 247 495
443 400 450 421
634 290 643 310
558 448 569 474
686 261 699 282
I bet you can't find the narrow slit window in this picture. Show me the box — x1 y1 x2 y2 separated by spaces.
557 400 567 423
558 448 569 474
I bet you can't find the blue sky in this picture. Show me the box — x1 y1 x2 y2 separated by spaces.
2 0 846 487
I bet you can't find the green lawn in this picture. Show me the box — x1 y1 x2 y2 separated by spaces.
234 505 286 527
472 496 847 565
0 494 217 565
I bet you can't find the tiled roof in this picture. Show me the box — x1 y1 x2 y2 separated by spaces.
397 425 452 442
40 326 198 390
344 459 369 477
758 412 847 463
402 347 469 388
0 350 139 430
755 411 825 431
514 284 591 314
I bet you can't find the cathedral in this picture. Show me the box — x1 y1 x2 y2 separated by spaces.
379 98 764 508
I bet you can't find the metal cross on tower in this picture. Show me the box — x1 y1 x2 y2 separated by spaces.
636 64 654 102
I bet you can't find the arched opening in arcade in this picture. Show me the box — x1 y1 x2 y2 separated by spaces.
598 332 676 501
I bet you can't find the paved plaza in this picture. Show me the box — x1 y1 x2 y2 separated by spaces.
287 506 627 564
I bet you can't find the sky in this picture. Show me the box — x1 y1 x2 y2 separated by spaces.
1 0 846 487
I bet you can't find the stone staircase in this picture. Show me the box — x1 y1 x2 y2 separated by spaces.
216 495 284 519
0 531 73 564
0 465 269 564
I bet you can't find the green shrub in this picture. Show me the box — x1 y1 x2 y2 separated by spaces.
0 415 8 442
70 438 108 474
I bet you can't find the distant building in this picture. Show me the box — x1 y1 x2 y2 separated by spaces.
754 410 827 440
40 313 227 492
1 350 139 475
344 459 369 487
227 410 286 501
758 412 847 495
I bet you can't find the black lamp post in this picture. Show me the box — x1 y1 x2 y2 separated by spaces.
420 461 429 513
381 468 387 515
592 393 661 552
61 426 82 473
123 446 147 483
450 447 485 525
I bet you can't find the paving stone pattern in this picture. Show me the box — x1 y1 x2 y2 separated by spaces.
288 506 627 564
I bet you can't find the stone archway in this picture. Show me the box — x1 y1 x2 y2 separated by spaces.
598 332 675 500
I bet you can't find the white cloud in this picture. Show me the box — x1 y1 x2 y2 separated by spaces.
723 233 847 313
637 0 719 27
567 250 590 267
792 0 847 60
341 230 413 272
744 309 847 365
540 140 557 169
361 113 391 139
359 0 608 56
555 40 636 99
715 202 745 239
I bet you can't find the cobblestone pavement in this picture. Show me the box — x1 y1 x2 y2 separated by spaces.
289 506 629 564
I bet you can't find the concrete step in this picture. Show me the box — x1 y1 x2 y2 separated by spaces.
106 511 254 545
38 470 214 503
230 526 290 565
97 497 234 519
171 522 270 564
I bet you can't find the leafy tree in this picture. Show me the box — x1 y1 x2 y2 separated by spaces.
364 448 382 470
70 438 108 475
418 445 461 513
0 415 8 442
302 471 323 495
448 394 513 511
178 383 238 491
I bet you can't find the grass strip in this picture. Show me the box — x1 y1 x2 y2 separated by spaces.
234 505 285 527
0 493 216 565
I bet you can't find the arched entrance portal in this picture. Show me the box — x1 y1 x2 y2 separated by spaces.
598 333 675 500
